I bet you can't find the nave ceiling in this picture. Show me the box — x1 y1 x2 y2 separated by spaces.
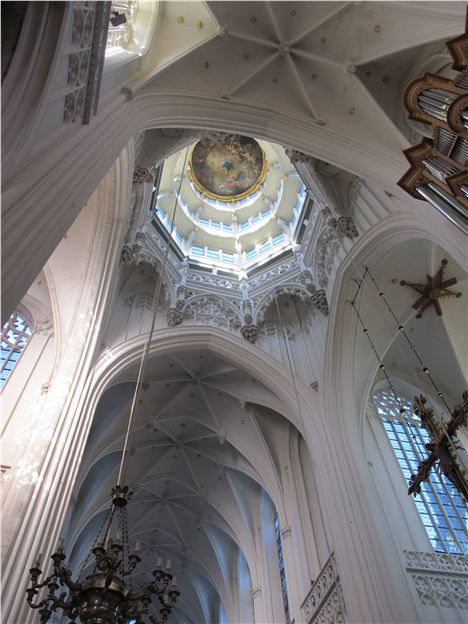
67 349 304 624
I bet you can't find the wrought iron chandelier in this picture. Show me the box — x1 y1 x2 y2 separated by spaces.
26 151 189 624
26 484 179 623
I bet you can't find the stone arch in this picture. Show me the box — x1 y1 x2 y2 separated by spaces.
254 283 314 324
182 293 243 328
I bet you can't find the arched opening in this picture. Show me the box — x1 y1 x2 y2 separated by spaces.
61 345 327 624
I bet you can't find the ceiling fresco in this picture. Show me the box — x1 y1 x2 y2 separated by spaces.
189 135 266 201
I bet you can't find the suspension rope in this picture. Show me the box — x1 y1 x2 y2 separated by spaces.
117 148 189 487
272 288 307 436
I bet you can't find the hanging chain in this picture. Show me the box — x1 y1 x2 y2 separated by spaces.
350 270 425 452
365 266 467 472
76 504 116 581
366 266 452 413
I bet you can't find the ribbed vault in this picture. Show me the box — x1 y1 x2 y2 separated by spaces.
66 349 300 623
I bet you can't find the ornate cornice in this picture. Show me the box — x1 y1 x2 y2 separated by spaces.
119 225 336 344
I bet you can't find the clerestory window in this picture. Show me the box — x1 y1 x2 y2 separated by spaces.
1 311 32 388
373 389 467 555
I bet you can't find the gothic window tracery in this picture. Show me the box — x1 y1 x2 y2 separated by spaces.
1 311 32 387
373 389 467 555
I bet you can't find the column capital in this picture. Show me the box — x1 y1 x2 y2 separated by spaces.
251 585 262 599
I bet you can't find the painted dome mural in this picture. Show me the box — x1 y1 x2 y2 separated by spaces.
189 135 267 200
154 136 307 273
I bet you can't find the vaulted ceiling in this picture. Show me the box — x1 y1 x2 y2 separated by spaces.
154 136 305 272
67 349 298 623
141 0 465 171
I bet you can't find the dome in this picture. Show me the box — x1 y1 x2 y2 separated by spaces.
154 135 308 274
189 134 267 201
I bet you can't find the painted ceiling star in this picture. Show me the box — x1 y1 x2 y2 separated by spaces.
400 259 462 318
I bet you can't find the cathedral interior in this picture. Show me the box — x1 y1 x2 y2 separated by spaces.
1 2 467 624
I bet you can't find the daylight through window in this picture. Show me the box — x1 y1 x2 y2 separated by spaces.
373 389 467 555
1 311 32 387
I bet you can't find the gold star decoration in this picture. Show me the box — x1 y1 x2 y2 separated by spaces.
400 258 462 318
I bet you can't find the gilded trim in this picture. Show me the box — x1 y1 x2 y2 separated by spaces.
187 142 268 203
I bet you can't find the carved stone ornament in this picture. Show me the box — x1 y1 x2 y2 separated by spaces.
256 284 313 323
316 214 358 287
167 308 184 327
251 586 262 599
64 2 110 124
284 148 315 167
258 321 295 341
311 289 329 316
121 86 134 102
120 245 134 265
120 239 159 271
301 552 346 624
316 231 340 288
248 261 298 292
243 313 253 326
241 324 258 344
405 550 468 609
133 167 155 185
184 296 242 331
331 216 359 239
281 526 292 539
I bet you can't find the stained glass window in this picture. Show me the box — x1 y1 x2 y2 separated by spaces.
274 510 290 624
1 311 32 387
373 389 467 555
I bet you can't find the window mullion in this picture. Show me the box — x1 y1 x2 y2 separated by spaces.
414 421 463 552
377 390 467 556
401 420 451 551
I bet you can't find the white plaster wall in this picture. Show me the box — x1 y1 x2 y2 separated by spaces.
1 146 132 624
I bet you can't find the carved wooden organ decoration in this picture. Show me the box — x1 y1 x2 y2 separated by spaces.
399 16 468 233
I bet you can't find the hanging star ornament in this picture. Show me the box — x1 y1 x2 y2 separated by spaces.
400 259 462 318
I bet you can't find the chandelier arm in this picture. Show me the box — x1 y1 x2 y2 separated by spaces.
26 598 49 610
58 568 82 592
125 604 151 620
51 594 73 611
120 564 136 576
127 585 154 601
29 578 51 591
147 611 163 624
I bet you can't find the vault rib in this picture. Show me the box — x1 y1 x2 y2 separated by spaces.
228 29 278 50
229 52 278 97
287 54 318 118
265 1 283 44
290 1 351 46
291 47 343 68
